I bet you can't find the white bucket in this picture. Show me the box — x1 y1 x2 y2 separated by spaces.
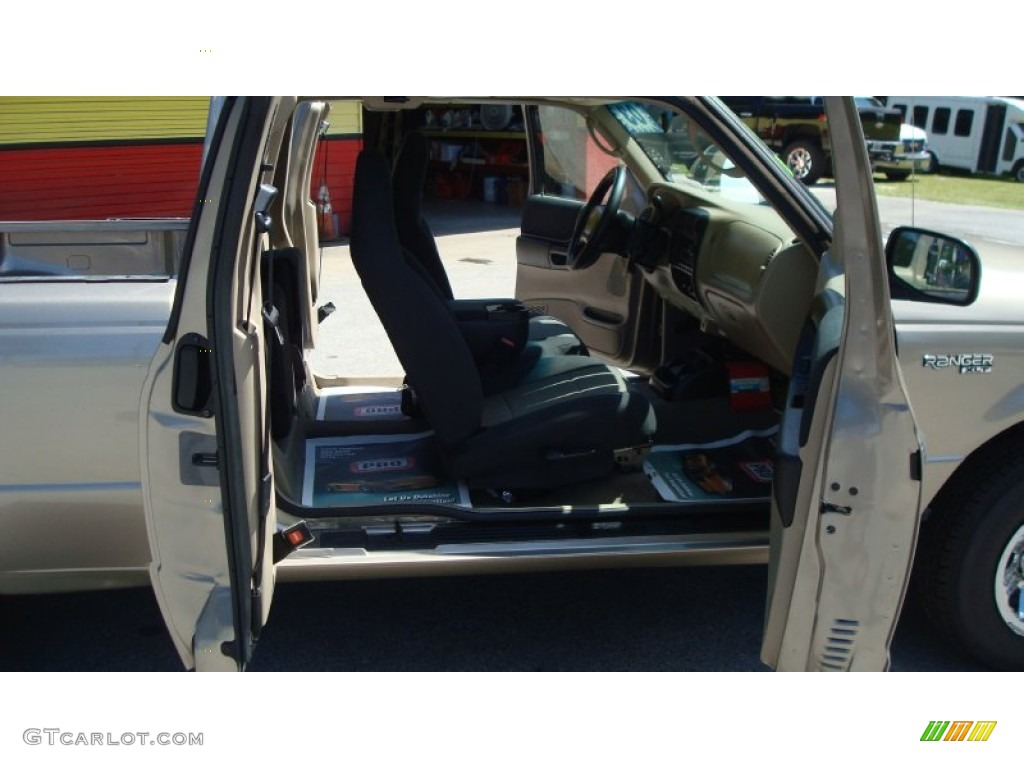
483 176 501 203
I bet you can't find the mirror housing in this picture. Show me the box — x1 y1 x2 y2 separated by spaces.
885 226 981 306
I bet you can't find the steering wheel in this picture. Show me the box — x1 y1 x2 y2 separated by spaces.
566 164 627 270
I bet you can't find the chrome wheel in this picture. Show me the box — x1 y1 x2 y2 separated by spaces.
994 524 1024 637
786 147 812 179
781 140 824 185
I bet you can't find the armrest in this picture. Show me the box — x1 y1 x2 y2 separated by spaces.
454 300 529 360
451 298 525 321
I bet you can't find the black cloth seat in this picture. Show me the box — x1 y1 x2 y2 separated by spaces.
392 130 585 359
351 149 655 490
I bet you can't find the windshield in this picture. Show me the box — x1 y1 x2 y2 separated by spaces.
607 101 771 207
854 97 885 108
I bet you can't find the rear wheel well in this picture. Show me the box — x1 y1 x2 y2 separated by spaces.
779 126 823 150
923 422 1024 522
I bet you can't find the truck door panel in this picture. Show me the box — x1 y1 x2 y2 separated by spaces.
762 97 923 671
142 97 287 670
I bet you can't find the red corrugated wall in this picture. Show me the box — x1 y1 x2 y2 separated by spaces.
0 137 361 235
0 143 204 220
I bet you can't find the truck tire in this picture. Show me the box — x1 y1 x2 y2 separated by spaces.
782 140 825 185
917 456 1024 670
884 170 911 181
1013 160 1024 183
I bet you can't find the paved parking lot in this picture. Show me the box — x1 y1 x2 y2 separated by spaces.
1 564 985 671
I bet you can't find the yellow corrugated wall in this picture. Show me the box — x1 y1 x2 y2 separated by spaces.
325 100 362 137
0 97 362 145
0 97 211 145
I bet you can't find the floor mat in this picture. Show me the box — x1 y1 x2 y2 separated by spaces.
643 428 777 504
302 431 470 508
316 386 408 422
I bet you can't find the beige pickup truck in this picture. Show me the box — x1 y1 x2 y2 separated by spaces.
1 97 1020 672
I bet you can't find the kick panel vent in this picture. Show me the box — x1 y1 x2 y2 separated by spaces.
818 618 859 671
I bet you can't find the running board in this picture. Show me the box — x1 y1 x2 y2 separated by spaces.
276 532 769 581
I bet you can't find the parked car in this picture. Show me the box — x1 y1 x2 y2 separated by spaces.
2 97 1020 673
873 122 932 180
720 96 904 185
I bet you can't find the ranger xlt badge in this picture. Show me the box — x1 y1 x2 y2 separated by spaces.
922 353 994 374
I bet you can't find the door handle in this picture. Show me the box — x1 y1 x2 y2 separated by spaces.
172 333 213 416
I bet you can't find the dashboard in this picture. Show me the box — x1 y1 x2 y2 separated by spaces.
635 183 818 374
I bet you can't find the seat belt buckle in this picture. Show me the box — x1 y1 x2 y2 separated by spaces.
262 302 285 345
272 521 314 564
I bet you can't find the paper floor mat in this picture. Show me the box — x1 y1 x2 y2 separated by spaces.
643 428 777 504
316 386 408 422
302 431 470 508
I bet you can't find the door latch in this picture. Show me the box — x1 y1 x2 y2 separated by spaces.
821 502 853 516
191 452 219 468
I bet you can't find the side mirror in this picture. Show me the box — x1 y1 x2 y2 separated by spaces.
885 226 981 306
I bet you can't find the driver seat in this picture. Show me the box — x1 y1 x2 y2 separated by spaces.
392 131 585 358
352 149 656 490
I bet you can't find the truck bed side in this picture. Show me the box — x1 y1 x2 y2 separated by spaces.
0 221 182 593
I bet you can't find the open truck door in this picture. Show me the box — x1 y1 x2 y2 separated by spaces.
761 97 924 670
140 97 292 670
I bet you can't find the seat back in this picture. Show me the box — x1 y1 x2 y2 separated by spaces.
350 150 483 446
392 131 455 300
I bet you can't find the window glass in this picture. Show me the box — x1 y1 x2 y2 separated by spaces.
608 101 772 207
932 108 950 135
1003 125 1018 162
912 105 929 129
534 106 619 200
955 109 974 137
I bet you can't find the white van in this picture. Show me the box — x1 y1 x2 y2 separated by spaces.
887 96 1024 181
